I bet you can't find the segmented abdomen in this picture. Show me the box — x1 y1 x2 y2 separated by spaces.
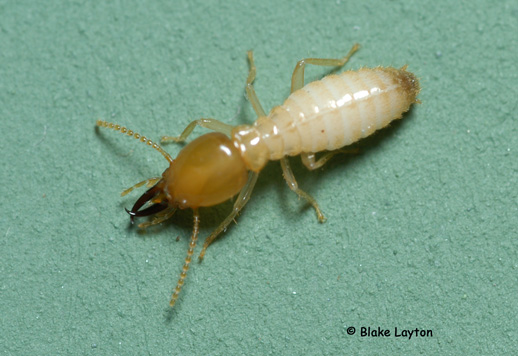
256 67 420 160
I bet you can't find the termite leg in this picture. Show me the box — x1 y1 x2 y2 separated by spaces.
280 157 326 222
301 148 359 170
245 51 267 117
121 177 162 196
161 118 233 143
195 50 265 261
290 43 360 92
170 208 200 307
198 171 259 261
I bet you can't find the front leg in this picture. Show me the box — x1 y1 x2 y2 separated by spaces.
161 118 234 143
198 171 259 261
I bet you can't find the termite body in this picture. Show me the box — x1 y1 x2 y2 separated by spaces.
96 44 420 307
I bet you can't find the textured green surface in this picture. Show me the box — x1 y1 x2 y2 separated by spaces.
1 0 517 354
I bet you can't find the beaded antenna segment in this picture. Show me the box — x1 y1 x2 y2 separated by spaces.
96 120 173 163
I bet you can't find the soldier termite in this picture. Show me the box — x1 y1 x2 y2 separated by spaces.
96 43 420 307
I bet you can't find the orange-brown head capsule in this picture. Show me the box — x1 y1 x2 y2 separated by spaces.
126 132 249 219
163 132 249 209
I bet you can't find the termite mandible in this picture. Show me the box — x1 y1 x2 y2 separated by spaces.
96 44 420 307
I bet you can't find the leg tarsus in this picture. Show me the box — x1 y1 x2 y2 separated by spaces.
161 118 233 143
280 157 326 222
198 171 259 261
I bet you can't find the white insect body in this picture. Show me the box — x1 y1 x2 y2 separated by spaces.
97 44 420 307
232 66 420 171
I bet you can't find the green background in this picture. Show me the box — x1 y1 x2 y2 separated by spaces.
1 0 516 354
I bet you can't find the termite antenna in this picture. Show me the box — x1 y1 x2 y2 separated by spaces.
96 120 173 164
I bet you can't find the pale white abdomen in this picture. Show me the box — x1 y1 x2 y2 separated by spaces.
255 67 420 160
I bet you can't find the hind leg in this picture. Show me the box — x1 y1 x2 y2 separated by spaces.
280 157 326 222
290 43 360 92
245 50 267 117
301 148 359 170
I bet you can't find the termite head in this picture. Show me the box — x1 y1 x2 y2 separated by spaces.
97 121 249 223
128 132 249 220
161 132 249 209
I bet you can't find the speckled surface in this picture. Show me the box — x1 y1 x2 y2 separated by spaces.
1 0 517 354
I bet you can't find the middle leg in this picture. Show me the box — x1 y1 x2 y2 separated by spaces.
275 47 360 221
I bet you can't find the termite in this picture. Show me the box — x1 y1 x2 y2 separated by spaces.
96 44 420 307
